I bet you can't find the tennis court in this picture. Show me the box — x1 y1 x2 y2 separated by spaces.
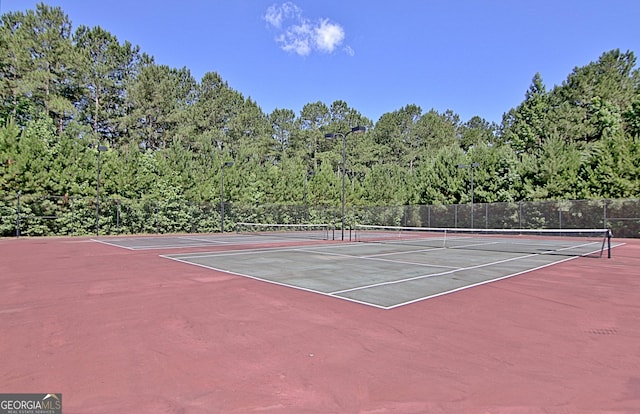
2 230 639 413
93 223 334 250
158 225 619 309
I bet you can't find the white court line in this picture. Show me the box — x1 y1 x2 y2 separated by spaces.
177 236 233 244
93 235 269 250
161 250 577 311
161 254 390 310
329 252 541 295
165 242 391 259
96 234 332 250
165 238 601 271
331 241 607 296
384 254 584 309
164 245 332 259
161 242 624 310
362 247 445 258
91 238 136 250
296 247 461 270
166 242 462 270
95 241 227 251
166 240 448 259
448 240 601 251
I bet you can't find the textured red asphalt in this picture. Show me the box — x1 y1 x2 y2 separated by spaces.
1 236 639 413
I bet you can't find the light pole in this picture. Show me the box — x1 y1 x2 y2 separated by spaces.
324 125 366 240
220 161 234 233
457 162 479 228
303 170 315 221
95 144 107 236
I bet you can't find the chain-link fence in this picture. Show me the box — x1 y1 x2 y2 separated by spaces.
1 194 638 238
351 199 639 238
0 193 341 238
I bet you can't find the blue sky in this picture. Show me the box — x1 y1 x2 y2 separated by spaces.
2 0 639 124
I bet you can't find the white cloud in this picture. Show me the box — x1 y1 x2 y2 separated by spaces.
264 3 352 57
277 24 312 56
314 19 345 53
264 2 301 29
343 45 355 57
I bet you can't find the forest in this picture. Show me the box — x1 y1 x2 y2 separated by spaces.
1 3 639 236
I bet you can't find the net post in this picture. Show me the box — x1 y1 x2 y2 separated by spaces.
600 228 613 259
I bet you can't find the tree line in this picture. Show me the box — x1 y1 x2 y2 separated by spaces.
1 3 639 227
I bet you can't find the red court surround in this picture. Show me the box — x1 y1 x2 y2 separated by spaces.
1 237 639 413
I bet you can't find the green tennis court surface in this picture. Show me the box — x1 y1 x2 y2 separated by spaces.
92 232 331 250
162 236 622 309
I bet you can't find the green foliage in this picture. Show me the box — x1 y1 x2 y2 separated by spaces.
581 134 640 198
414 144 466 205
74 24 141 144
467 143 520 203
362 164 412 205
1 4 640 237
522 136 584 200
500 73 549 153
0 196 17 236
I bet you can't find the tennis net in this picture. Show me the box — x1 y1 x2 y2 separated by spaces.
235 222 333 240
353 225 613 258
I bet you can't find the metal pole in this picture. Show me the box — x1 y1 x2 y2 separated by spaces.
559 209 562 229
16 191 21 238
519 201 522 229
485 203 488 229
470 167 474 228
95 149 101 236
95 145 107 236
220 161 234 233
457 163 479 228
220 168 225 233
455 204 458 228
470 162 479 228
116 200 120 233
341 134 346 241
303 171 315 222
303 173 307 217
324 127 365 240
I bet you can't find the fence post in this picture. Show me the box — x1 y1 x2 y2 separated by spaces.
454 204 458 228
116 199 120 233
15 191 21 238
485 203 488 229
518 201 522 229
559 209 563 229
603 199 607 229
70 196 75 236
